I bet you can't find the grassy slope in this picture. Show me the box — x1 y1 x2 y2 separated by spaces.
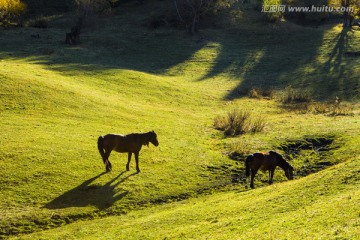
14 154 360 240
1 1 360 238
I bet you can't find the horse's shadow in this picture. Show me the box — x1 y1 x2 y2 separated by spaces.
44 171 137 210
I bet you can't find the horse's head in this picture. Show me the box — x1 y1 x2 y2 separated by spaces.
148 130 159 147
285 165 294 180
270 150 294 180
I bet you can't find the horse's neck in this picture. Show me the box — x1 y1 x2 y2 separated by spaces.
141 133 150 146
277 160 289 171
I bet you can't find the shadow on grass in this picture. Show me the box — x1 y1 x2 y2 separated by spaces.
312 27 358 100
0 20 207 75
196 26 358 101
44 171 138 210
1 12 358 101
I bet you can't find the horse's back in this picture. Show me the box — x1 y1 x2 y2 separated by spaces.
245 153 261 169
248 152 275 171
103 134 126 143
102 134 127 152
258 152 278 171
104 133 144 153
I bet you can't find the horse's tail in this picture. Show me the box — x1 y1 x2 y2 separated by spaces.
245 155 253 177
97 136 106 163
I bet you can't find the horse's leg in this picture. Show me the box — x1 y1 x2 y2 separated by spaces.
269 169 275 184
134 151 140 173
126 152 132 171
104 150 112 172
250 169 257 189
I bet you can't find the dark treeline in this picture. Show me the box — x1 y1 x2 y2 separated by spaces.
2 0 360 30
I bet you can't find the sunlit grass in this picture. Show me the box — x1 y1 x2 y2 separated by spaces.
165 41 223 79
14 154 360 240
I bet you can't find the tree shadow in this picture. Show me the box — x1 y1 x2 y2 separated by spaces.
0 1 207 76
312 27 358 100
44 171 138 210
1 9 358 101
222 27 326 100
196 25 358 101
0 32 206 75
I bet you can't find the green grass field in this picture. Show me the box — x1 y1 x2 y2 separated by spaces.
1 1 360 239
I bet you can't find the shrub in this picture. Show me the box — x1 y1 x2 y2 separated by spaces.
248 117 266 133
0 0 27 26
214 109 266 137
309 100 354 116
173 0 234 34
248 87 274 99
310 102 329 114
280 85 312 104
280 95 355 116
262 0 283 23
330 103 354 116
248 88 261 99
225 109 250 136
213 115 228 131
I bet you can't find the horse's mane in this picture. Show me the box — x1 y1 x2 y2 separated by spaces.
270 151 293 170
125 131 156 147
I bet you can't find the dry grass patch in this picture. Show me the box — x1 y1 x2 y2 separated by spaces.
277 87 355 116
248 87 274 99
309 100 355 116
280 85 312 104
214 108 266 137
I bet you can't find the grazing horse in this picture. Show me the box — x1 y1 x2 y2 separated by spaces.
245 150 294 189
97 131 159 173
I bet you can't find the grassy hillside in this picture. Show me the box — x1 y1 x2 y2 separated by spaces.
13 153 360 239
1 0 360 238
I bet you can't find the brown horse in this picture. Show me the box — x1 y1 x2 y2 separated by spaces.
97 131 159 173
245 150 294 189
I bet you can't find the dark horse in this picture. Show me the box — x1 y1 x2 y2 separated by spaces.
97 131 159 173
245 150 294 189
